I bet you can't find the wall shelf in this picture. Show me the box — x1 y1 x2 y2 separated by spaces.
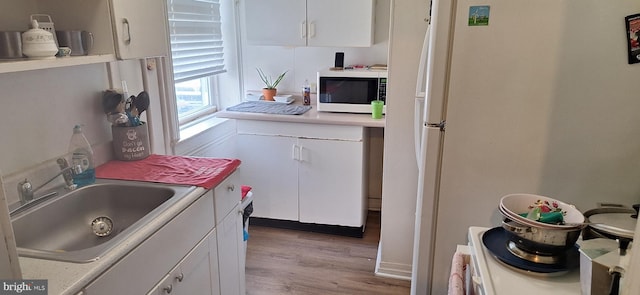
0 54 116 74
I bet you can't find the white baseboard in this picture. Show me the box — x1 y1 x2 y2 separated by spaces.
374 241 412 281
368 197 381 211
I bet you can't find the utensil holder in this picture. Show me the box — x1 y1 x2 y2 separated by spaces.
111 123 150 161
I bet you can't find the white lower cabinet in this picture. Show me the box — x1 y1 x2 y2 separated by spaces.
148 229 219 295
298 138 365 227
236 134 299 221
82 170 245 295
216 203 245 295
236 120 366 227
213 172 246 295
82 191 215 295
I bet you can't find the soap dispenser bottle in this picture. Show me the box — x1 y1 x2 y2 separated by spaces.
68 125 95 186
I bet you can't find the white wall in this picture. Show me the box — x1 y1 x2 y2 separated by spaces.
0 58 159 206
0 65 112 175
377 0 428 279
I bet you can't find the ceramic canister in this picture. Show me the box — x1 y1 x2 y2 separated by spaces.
21 20 58 58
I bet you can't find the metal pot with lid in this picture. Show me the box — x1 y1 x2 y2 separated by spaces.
580 204 638 295
583 205 638 244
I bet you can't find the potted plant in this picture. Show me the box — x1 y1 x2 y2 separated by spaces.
257 68 287 101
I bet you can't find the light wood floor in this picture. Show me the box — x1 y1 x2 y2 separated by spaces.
245 211 411 295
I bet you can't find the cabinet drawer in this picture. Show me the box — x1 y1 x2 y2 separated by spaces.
214 171 241 225
82 193 215 295
237 120 363 141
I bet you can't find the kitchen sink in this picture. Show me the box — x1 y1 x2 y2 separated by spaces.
11 180 195 263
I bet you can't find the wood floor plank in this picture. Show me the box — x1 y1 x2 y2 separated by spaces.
245 212 411 295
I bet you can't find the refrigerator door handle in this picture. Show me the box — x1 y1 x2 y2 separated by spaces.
414 24 432 167
415 97 426 166
415 24 431 98
426 120 446 131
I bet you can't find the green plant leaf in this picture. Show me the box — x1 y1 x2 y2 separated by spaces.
256 68 287 89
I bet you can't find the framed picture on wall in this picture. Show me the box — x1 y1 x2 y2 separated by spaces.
625 13 640 64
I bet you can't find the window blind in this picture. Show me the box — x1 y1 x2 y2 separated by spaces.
167 0 226 83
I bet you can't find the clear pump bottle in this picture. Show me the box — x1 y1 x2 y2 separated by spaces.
68 125 95 186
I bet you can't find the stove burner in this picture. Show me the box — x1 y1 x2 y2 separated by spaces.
482 227 579 274
506 241 560 265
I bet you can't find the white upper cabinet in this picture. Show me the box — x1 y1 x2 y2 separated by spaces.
306 0 374 47
109 0 169 59
0 0 169 73
243 0 374 47
244 0 307 46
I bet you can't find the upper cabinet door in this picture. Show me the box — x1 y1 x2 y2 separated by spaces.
110 0 169 59
244 0 307 46
306 0 374 47
244 0 374 47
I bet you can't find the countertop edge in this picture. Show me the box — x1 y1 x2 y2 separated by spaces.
215 108 385 128
19 185 208 295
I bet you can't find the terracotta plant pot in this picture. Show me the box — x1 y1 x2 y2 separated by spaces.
262 88 277 101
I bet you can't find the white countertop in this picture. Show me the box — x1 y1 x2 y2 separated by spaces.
19 186 206 295
215 98 385 128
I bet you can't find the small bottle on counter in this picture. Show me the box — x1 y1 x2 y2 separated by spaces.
68 125 95 187
302 79 311 106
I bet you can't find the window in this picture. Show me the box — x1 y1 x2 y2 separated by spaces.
167 0 226 124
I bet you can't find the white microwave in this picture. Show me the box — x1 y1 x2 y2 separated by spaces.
316 69 387 114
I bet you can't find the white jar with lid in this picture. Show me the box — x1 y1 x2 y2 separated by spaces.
21 20 58 59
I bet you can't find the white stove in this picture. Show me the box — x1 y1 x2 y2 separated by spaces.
467 227 581 295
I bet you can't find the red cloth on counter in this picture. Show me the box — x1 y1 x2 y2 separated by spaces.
95 154 241 190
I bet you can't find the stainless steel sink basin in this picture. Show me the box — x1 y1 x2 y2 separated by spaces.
11 180 195 263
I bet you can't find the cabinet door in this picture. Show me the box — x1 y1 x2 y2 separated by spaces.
148 272 173 295
306 0 374 47
298 138 365 227
176 230 217 295
236 134 299 220
216 206 245 295
110 0 169 59
84 192 215 295
243 0 306 46
208 230 221 295
147 229 217 295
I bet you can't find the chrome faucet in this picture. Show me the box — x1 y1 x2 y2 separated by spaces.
17 158 83 206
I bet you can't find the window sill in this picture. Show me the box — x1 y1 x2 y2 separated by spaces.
179 114 228 142
175 115 236 156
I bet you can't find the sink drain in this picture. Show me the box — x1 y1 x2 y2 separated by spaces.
91 216 114 237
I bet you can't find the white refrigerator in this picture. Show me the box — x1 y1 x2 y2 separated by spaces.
410 0 640 294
